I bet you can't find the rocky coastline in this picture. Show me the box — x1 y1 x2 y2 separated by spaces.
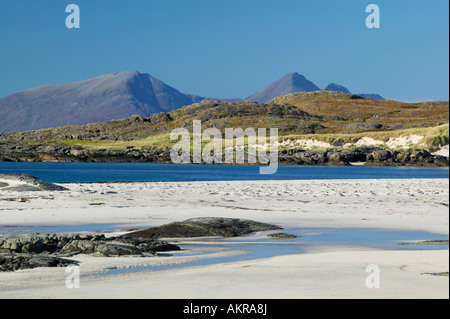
0 142 448 166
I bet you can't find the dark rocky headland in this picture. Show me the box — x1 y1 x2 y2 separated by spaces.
0 142 447 167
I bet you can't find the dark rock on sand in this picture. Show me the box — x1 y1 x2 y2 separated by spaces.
417 240 449 245
0 173 68 191
0 233 180 271
0 253 77 272
398 239 449 246
124 217 283 239
425 272 449 277
0 233 180 256
267 233 302 239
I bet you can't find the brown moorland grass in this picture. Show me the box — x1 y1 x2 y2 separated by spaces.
1 91 448 152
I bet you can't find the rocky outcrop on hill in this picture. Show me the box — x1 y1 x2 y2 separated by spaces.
0 233 180 271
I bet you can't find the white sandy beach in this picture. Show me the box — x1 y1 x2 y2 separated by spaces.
0 178 449 299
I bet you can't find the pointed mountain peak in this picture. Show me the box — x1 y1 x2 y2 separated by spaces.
246 72 320 103
116 70 140 76
101 70 141 80
279 72 308 82
287 72 305 78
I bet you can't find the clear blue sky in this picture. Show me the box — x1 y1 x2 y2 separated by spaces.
0 0 448 102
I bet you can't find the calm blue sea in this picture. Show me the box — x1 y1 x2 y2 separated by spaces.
0 162 448 183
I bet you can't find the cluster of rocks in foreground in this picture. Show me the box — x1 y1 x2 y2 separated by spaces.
0 233 180 272
0 218 283 272
0 142 447 166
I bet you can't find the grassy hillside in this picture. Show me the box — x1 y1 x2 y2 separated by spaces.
272 91 448 134
281 124 449 152
51 123 448 153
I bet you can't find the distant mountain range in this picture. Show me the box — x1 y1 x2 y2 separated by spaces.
324 82 385 101
0 70 385 133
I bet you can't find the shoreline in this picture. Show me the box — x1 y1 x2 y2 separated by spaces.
1 146 449 167
1 164 448 186
0 178 449 298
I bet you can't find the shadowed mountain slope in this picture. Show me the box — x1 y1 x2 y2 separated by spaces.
0 71 204 133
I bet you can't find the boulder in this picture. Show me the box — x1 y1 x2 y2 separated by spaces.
0 253 77 272
0 174 68 191
124 217 282 239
